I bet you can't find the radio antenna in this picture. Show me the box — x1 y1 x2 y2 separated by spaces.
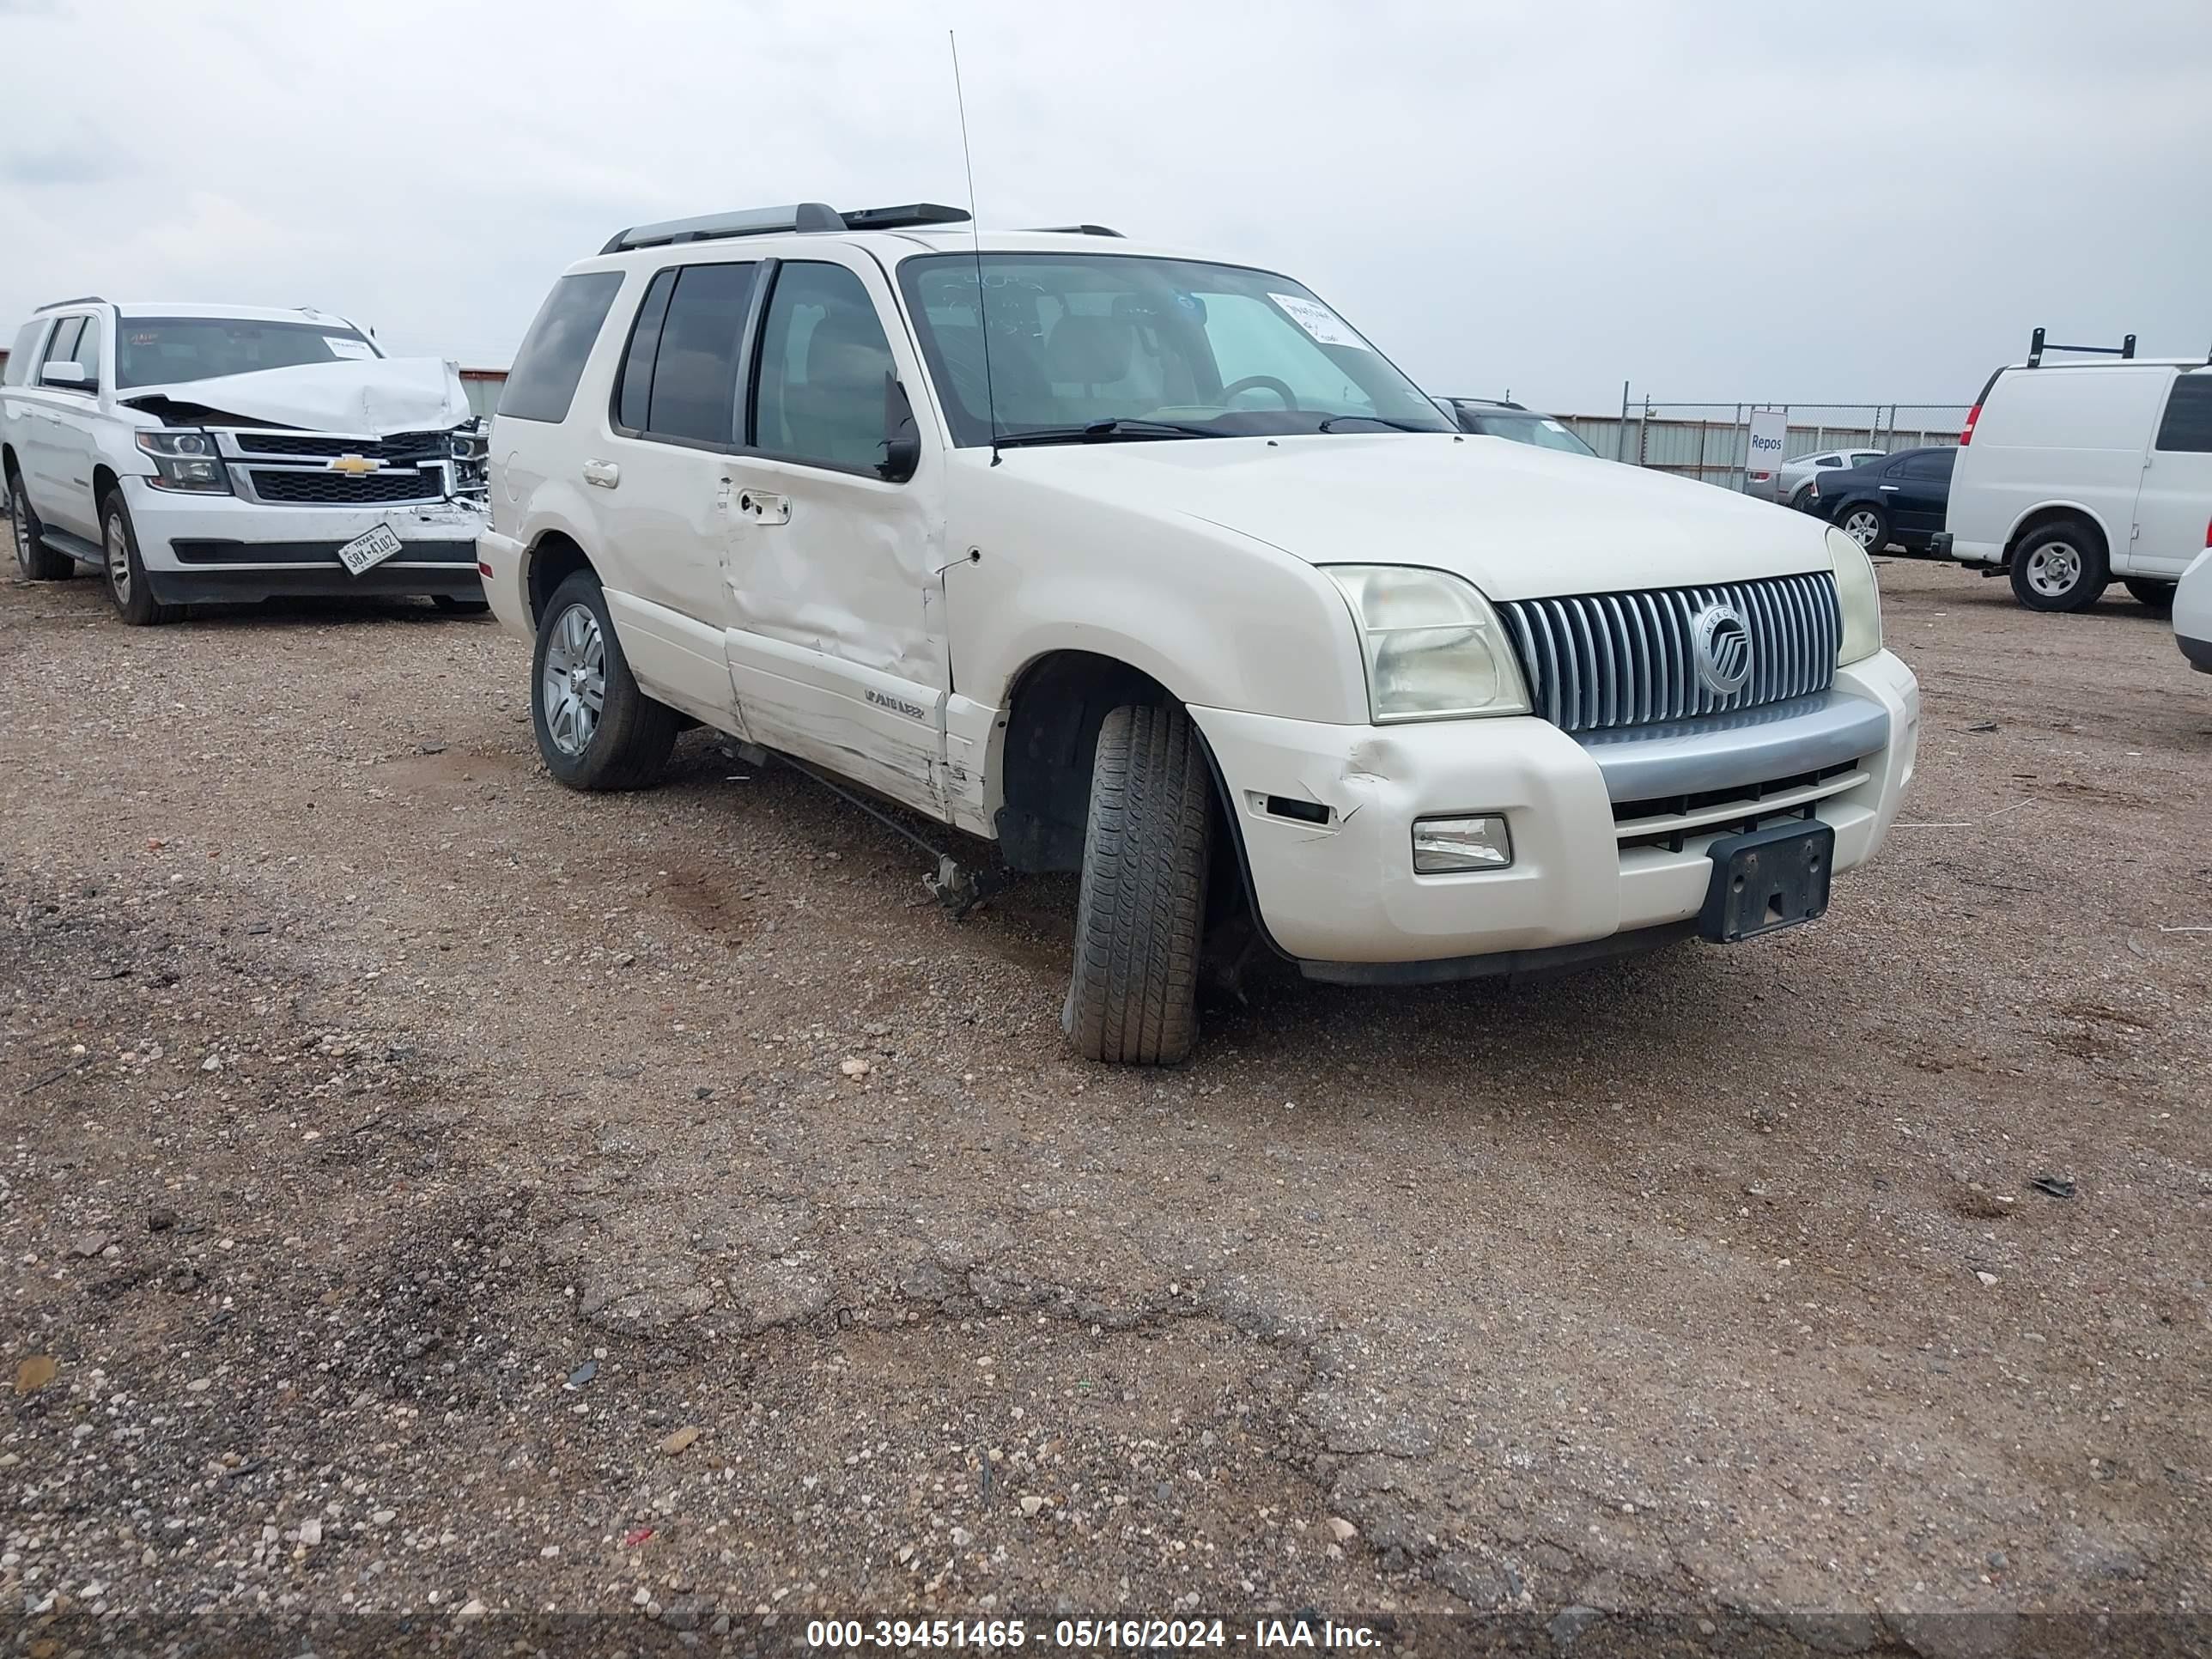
949 30 1000 465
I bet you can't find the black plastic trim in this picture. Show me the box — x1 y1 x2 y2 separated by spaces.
1298 922 1697 986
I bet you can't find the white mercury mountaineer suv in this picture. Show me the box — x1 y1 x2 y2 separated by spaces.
480 203 1920 1064
3 299 487 624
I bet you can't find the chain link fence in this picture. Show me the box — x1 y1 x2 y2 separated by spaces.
1554 396 1974 493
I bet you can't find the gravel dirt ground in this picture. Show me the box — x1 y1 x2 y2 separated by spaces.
3 548 2209 1656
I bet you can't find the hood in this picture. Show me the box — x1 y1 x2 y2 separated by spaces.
119 356 472 435
996 433 1836 600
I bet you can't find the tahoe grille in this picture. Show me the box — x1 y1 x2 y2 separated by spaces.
232 429 446 462
1498 571 1841 733
247 468 446 506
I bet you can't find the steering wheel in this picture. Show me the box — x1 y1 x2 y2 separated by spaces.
1219 374 1300 410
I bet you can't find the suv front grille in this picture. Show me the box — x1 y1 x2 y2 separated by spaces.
232 429 447 461
1498 571 1840 733
248 467 446 505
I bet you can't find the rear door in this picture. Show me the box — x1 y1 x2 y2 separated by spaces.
719 253 949 817
1890 448 1955 543
2132 371 2212 578
21 314 87 515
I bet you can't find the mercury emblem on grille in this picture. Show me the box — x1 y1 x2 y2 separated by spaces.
1691 601 1753 696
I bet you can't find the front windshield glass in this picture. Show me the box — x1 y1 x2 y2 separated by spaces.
116 318 379 389
1470 411 1595 456
896 253 1452 444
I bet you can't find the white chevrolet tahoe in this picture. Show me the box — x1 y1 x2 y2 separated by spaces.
480 202 1920 1064
2 299 488 624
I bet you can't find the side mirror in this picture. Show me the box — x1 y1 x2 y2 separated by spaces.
877 374 921 483
40 362 94 392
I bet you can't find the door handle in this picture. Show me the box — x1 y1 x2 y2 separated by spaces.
737 489 791 526
1878 484 1899 491
583 459 620 489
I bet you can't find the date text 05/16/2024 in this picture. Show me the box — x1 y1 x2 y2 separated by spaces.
804 1618 1381 1650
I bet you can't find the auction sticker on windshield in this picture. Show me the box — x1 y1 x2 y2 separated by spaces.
337 523 405 576
1268 293 1366 349
325 337 376 360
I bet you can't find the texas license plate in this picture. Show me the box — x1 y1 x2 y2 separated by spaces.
1699 819 1835 944
336 523 405 576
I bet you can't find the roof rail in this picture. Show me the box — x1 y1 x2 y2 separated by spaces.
599 200 975 255
1023 224 1124 238
2026 325 2136 368
34 295 106 313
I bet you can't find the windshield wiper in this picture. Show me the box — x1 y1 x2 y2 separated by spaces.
1314 414 1448 434
994 418 1222 447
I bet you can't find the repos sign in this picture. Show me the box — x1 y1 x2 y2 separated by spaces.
1747 409 1788 500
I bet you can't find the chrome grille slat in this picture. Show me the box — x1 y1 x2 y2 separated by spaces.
1498 571 1842 736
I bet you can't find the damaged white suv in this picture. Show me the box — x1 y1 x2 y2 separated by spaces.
2 299 487 624
482 203 1921 1064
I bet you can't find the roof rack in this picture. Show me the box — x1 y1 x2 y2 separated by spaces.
1022 223 1124 238
599 201 972 255
2026 325 2135 368
34 295 106 313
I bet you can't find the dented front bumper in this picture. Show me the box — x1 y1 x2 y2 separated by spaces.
1188 648 1919 971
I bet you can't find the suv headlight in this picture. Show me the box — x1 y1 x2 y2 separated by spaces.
1827 527 1882 665
135 429 231 494
1322 565 1531 721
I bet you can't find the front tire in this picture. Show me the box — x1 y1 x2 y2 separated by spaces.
101 493 182 625
1063 703 1212 1066
2009 519 2109 612
2123 578 2176 612
8 465 72 581
1836 503 1889 552
530 570 678 790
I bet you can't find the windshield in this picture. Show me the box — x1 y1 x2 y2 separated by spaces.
896 253 1452 445
115 317 379 390
1464 410 1595 455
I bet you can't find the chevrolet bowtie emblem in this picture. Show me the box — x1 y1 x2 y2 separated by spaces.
327 454 382 476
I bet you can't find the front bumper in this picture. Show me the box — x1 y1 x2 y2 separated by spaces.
1189 648 1920 971
125 477 486 604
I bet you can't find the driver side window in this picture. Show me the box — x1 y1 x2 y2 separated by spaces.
1201 295 1372 413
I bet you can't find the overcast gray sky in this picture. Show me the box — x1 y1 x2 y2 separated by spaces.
3 0 2206 413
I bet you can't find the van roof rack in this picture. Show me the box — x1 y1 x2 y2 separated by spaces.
599 201 971 255
1022 224 1124 238
34 295 106 313
2026 325 2136 368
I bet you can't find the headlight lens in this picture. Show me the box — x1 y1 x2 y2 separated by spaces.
135 429 231 494
1322 565 1531 721
1827 527 1882 665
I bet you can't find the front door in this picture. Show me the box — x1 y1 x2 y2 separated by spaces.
719 255 950 818
2132 371 2212 578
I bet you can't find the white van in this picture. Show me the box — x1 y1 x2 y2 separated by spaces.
1941 331 2212 612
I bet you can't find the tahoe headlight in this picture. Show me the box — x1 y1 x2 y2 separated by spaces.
1826 527 1883 665
135 428 231 494
1322 565 1531 721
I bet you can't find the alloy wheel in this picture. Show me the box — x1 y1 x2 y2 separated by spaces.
1843 510 1882 550
106 514 131 605
541 601 607 757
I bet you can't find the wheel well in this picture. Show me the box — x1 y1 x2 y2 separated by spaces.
994 652 1176 873
1 443 18 484
526 532 594 621
92 465 118 516
2006 506 2106 562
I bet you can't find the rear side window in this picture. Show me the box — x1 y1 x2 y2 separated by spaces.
1901 450 1954 479
2154 374 2212 453
3 320 47 386
644 263 757 446
500 271 623 424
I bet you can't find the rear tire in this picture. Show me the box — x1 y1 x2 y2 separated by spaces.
1836 502 1889 552
2122 578 2176 612
2008 519 2109 613
8 465 72 581
101 492 182 626
1063 702 1212 1066
1788 483 1817 513
530 569 678 790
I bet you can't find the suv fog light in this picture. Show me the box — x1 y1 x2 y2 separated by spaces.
1413 815 1512 873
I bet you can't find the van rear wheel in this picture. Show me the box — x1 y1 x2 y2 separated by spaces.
2009 519 2109 612
2122 578 2175 613
1063 703 1212 1066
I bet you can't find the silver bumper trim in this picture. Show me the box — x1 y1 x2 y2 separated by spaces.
1577 689 1892 802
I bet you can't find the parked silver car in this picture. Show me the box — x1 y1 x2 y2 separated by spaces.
1775 447 1887 511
